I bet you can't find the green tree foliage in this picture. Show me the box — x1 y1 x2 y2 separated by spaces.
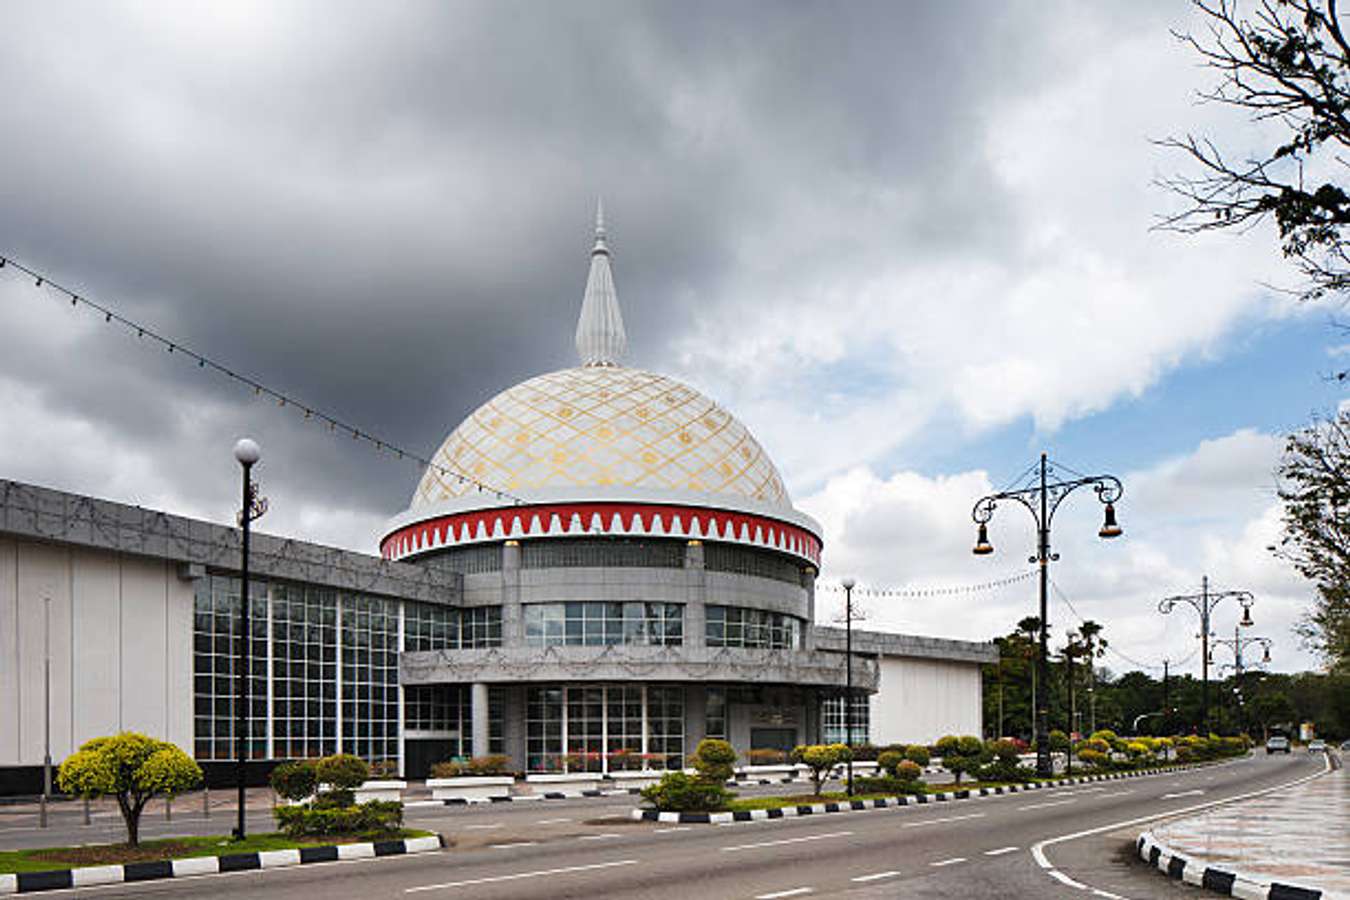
1273 413 1350 673
57 733 201 846
791 744 851 796
934 735 990 785
1159 1 1350 304
638 772 734 812
691 739 738 785
315 753 369 806
270 760 318 802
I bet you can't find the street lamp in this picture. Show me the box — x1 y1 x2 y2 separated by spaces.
971 453 1123 778
232 438 266 840
1157 577 1253 734
841 577 856 797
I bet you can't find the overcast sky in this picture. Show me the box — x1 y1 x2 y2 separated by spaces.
1 1 1342 676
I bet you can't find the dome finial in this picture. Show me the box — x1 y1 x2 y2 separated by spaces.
576 199 626 366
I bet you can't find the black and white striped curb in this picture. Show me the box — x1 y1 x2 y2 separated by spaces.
631 763 1227 825
1137 831 1324 900
0 834 445 895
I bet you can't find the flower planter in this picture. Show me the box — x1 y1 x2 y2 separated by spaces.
606 770 665 789
428 776 515 801
354 779 406 803
525 772 604 792
736 764 802 780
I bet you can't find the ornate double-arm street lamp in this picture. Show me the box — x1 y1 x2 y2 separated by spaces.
232 438 267 840
1211 624 1272 733
971 452 1123 778
1157 576 1254 735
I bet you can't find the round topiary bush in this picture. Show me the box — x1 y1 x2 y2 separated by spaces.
877 750 905 778
270 760 318 802
692 739 738 784
894 759 922 782
904 745 931 767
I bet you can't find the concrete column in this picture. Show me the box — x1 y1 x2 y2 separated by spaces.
684 541 706 648
684 683 707 754
501 541 522 645
470 682 490 758
501 684 527 771
801 567 817 650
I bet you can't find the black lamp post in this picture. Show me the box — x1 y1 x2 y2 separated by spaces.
1211 624 1272 734
1157 577 1253 734
841 577 856 797
232 438 265 840
972 452 1123 778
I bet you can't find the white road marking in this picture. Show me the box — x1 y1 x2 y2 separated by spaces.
755 889 813 899
1098 790 1134 799
1018 799 1075 811
930 857 966 867
462 823 502 830
653 826 691 834
984 846 1019 856
899 812 985 828
536 817 572 825
488 841 537 849
405 859 639 892
1160 789 1204 799
578 833 621 841
851 871 901 882
721 830 854 853
1047 869 1086 888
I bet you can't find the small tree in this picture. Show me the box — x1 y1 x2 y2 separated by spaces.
58 733 202 846
691 739 738 785
792 744 850 796
934 735 989 785
270 760 318 803
315 753 369 807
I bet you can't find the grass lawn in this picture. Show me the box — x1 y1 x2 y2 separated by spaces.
0 830 436 875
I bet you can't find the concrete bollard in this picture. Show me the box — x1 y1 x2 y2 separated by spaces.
203 785 210 819
165 796 172 822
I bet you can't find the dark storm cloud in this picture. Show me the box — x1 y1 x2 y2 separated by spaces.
0 0 1094 547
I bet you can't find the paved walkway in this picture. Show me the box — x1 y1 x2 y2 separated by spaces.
1148 755 1348 895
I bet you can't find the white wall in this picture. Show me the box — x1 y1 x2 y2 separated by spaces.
0 536 194 766
869 655 983 745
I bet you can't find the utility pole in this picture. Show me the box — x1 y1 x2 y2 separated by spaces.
41 596 51 829
1162 659 1170 735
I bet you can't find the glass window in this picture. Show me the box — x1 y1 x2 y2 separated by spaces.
705 606 801 649
523 602 684 647
822 693 870 745
705 686 727 741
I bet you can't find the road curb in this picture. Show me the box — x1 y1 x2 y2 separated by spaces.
0 834 445 895
1136 831 1325 900
631 762 1225 824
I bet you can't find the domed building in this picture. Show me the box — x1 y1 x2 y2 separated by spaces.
0 208 995 792
382 208 851 775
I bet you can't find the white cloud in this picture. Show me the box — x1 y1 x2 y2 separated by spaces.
802 428 1321 675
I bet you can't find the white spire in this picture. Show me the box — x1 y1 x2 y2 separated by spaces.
575 199 627 367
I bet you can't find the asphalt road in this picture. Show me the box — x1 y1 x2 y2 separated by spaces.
4 753 1325 898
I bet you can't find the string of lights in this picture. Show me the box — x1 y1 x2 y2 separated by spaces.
0 253 524 504
1048 576 1199 672
818 568 1035 599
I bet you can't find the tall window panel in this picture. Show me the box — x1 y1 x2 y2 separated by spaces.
705 686 727 741
821 694 870 746
340 594 400 764
526 686 564 771
192 575 267 761
270 584 338 759
647 686 685 770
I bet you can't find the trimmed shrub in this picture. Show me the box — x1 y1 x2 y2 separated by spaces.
465 755 512 776
746 748 787 766
934 735 989 785
980 739 1031 782
639 772 733 812
904 745 931 767
270 760 318 802
693 739 738 784
894 759 922 782
852 774 925 795
317 754 369 791
1076 748 1108 770
849 744 881 762
792 744 852 796
877 750 905 777
1048 729 1070 753
430 760 465 778
274 799 403 837
368 759 399 778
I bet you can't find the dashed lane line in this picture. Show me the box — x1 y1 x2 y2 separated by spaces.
653 826 691 834
535 817 572 825
462 823 503 830
850 871 901 882
488 841 537 849
578 833 621 841
1097 790 1134 799
984 846 1019 856
1159 789 1204 799
405 859 639 893
720 830 854 853
899 812 985 828
755 888 813 899
1018 799 1075 811
930 857 966 867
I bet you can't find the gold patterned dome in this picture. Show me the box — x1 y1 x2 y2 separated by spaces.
411 365 790 509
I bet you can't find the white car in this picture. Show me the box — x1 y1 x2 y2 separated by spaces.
1307 739 1327 753
1266 735 1291 754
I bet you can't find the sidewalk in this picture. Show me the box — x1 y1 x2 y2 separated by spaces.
1140 756 1347 898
